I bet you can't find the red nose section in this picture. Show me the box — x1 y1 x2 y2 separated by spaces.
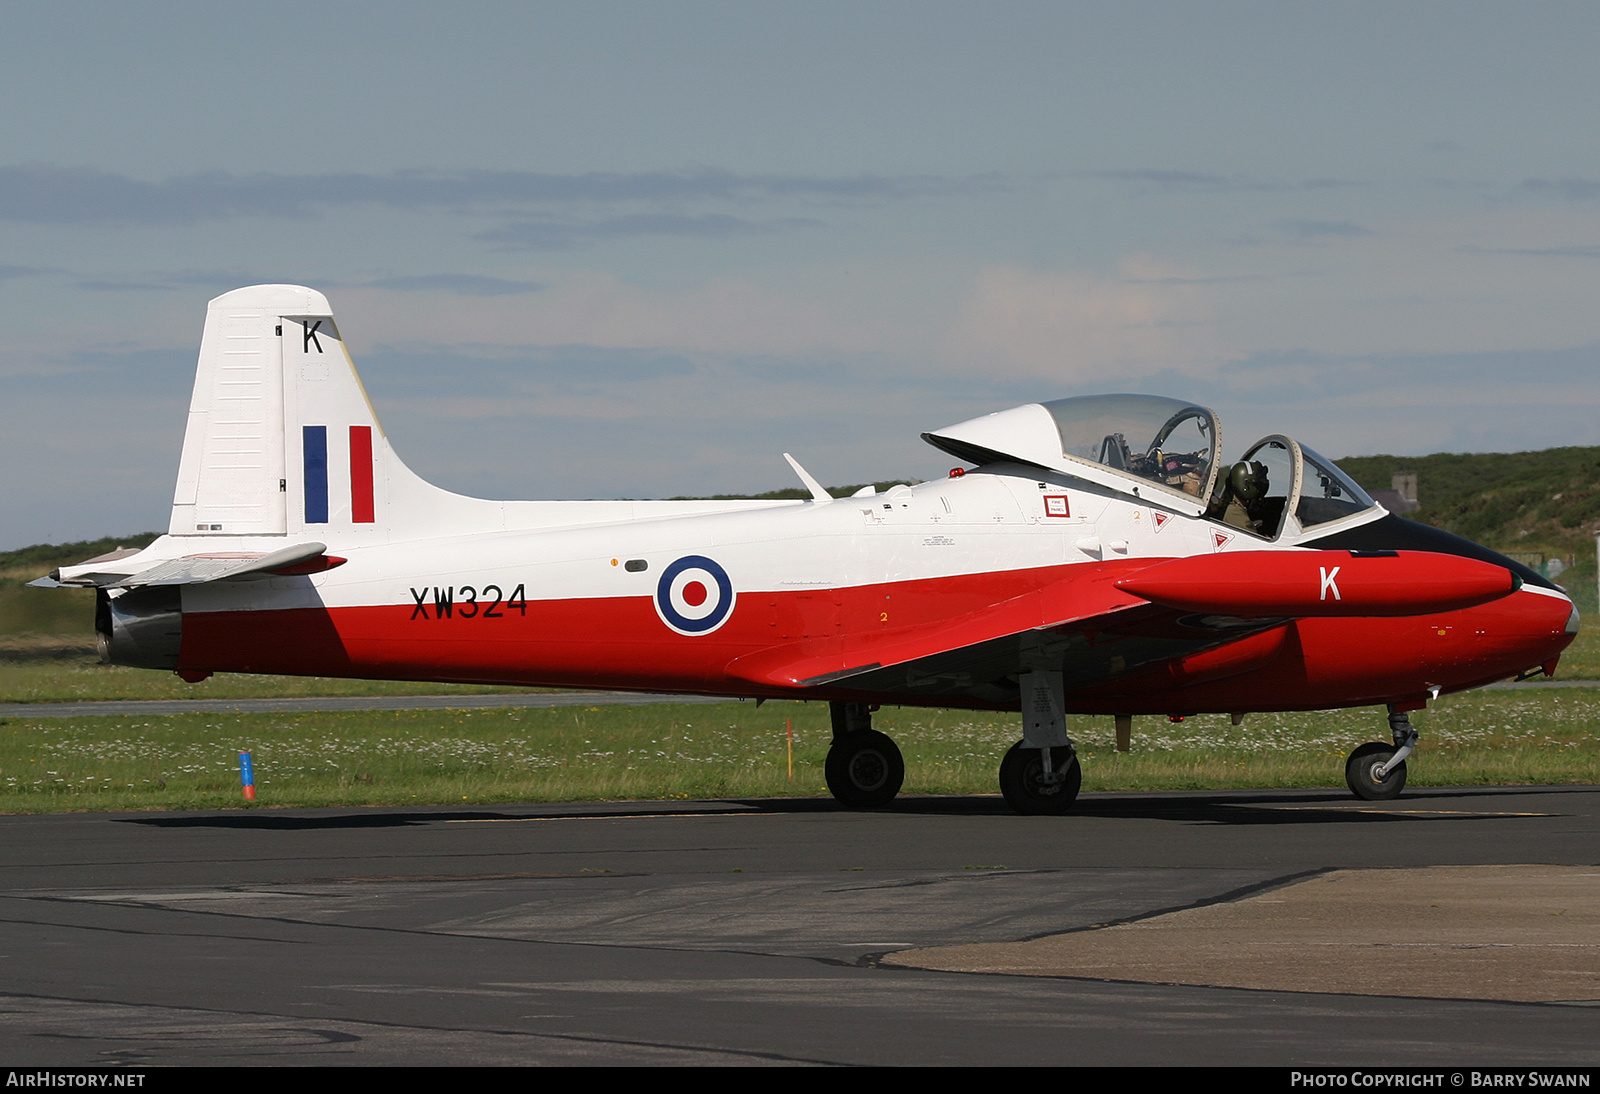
1117 550 1517 618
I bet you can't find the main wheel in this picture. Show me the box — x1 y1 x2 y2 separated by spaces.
1345 741 1407 801
825 730 905 808
999 742 1081 815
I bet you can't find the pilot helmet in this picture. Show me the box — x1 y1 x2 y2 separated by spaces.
1229 460 1269 502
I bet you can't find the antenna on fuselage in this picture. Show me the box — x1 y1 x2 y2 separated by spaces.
782 453 834 504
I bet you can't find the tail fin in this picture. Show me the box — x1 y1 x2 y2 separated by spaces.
169 284 431 542
168 284 748 546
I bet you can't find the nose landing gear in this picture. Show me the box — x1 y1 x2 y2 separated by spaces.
1345 706 1419 801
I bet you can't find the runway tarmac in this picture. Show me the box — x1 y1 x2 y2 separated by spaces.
1 786 1598 1066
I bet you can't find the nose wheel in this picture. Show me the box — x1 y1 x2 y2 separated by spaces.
1345 706 1419 801
1345 742 1407 800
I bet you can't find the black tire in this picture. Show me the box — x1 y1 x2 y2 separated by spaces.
825 730 905 808
1345 741 1407 801
999 742 1081 815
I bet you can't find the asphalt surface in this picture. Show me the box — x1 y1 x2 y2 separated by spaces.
1 786 1598 1066
890 864 1600 1001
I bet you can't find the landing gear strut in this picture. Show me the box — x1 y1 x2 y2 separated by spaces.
825 701 904 808
1345 706 1419 801
998 670 1082 815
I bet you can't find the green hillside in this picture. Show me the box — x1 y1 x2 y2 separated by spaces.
668 480 915 502
0 534 160 651
1335 448 1600 610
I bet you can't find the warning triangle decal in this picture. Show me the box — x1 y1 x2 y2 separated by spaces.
1152 512 1170 532
1212 530 1233 549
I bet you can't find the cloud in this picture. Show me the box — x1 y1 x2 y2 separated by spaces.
0 164 977 226
1275 219 1374 239
1 345 194 387
75 268 298 293
364 274 546 295
1516 178 1600 202
75 280 178 292
1086 170 1365 195
335 270 870 359
475 213 824 251
948 260 1221 381
69 269 548 295
1121 273 1274 285
0 265 60 282
362 344 695 399
1472 245 1600 259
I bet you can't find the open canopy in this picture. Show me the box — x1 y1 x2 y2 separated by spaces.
924 393 1380 533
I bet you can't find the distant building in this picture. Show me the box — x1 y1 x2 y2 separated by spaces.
1503 552 1571 582
1372 471 1420 515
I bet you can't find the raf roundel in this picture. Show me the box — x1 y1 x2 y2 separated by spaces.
655 555 736 636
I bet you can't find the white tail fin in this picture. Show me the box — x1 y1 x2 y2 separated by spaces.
170 283 510 544
170 285 389 538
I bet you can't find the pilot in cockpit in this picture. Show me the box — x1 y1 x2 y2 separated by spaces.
1209 459 1270 533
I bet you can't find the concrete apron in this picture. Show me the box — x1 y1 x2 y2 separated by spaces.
883 865 1600 1003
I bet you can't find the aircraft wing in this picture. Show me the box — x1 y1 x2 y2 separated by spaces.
724 559 1215 703
43 542 342 589
725 549 1518 705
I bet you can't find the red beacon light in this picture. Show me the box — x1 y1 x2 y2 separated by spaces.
948 467 966 478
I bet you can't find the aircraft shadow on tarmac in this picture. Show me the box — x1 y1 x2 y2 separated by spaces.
117 785 1580 830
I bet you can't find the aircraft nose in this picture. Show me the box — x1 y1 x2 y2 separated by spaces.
1508 588 1580 678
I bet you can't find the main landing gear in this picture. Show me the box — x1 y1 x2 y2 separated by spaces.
999 742 1081 815
999 670 1082 815
825 702 905 808
1345 706 1420 801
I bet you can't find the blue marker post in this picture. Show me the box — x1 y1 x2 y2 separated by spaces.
239 751 256 802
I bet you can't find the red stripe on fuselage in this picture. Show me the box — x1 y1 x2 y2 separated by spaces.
178 562 1135 695
175 569 1574 713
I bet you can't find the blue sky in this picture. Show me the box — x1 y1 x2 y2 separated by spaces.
5 2 1600 547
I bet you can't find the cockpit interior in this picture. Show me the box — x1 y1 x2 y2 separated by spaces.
1041 394 1378 539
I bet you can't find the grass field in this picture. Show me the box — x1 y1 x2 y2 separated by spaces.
1 688 1595 813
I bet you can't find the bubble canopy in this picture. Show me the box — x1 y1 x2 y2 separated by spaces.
924 394 1383 530
924 394 1222 507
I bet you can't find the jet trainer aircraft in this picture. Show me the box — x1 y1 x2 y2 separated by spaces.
37 285 1579 813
